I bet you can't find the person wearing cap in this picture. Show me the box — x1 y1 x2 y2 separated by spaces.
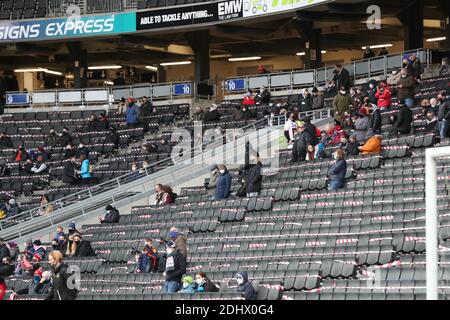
126 97 140 127
163 240 186 293
45 250 78 300
0 238 10 262
291 122 312 163
359 133 383 155
254 86 271 104
181 276 196 293
57 127 73 147
235 271 257 300
6 198 20 218
71 233 96 258
203 104 221 122
391 103 413 135
312 87 324 110
333 86 353 124
100 205 120 224
168 227 187 257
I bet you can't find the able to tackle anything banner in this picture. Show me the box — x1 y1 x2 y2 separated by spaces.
0 12 136 42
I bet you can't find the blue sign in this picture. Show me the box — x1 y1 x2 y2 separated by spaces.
173 83 192 96
6 93 29 105
0 12 136 42
226 79 246 91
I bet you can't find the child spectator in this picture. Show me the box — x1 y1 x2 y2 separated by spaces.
235 271 257 300
181 276 196 293
195 272 219 292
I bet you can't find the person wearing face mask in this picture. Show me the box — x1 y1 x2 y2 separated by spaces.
235 271 256 300
329 149 347 191
63 143 76 159
368 104 382 135
332 64 351 91
391 103 413 135
126 97 140 128
366 80 378 105
167 227 187 257
254 86 271 104
45 250 78 300
428 98 438 117
195 272 219 292
397 68 416 108
181 276 196 293
424 111 439 135
312 87 324 110
71 234 96 258
437 91 450 140
298 88 312 112
375 81 391 109
246 154 262 196
57 127 73 147
62 157 78 185
439 57 450 76
409 54 423 80
203 104 221 123
52 234 68 255
16 268 52 295
75 143 90 159
332 86 353 124
45 128 58 147
100 205 120 224
163 241 186 293
242 90 255 106
25 240 46 262
214 164 232 200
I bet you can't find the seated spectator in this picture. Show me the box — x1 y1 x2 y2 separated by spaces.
419 99 431 119
235 176 248 198
100 205 120 224
306 145 315 161
152 138 172 155
163 240 187 293
33 271 52 295
97 113 109 130
77 154 92 182
235 271 257 300
391 103 413 135
181 276 196 293
143 238 158 273
31 155 48 174
346 135 361 156
329 149 347 191
168 227 187 258
161 185 176 205
87 114 100 131
52 226 65 243
26 240 46 263
242 90 255 106
246 155 262 196
315 133 329 160
397 68 416 108
254 86 271 104
39 195 53 215
135 245 152 273
15 145 28 162
439 57 450 76
36 146 50 161
105 127 120 148
63 143 76 160
140 160 150 174
424 111 439 134
75 143 90 159
6 199 20 218
72 234 96 258
349 87 362 111
0 132 13 149
52 234 68 254
192 107 204 121
154 184 165 205
195 272 219 292
359 133 383 155
0 277 6 300
19 159 34 174
375 81 392 109
0 158 10 177
7 242 19 261
0 257 14 277
0 238 10 261
312 87 324 110
57 127 73 147
291 122 312 162
16 268 52 295
298 89 312 112
46 128 58 147
353 111 369 143
62 157 78 185
214 164 232 200
203 104 221 122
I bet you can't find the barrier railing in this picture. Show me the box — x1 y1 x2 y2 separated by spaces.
223 48 432 96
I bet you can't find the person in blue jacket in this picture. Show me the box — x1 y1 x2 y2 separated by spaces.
126 97 140 127
78 154 92 180
235 271 257 300
329 148 347 191
214 164 232 200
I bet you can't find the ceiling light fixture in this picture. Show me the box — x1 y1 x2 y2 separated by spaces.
228 56 261 62
160 61 192 66
361 44 393 50
426 37 446 42
88 65 122 70
145 66 158 71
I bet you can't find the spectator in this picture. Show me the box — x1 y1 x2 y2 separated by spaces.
203 104 221 122
290 122 312 163
214 164 232 200
195 272 219 292
392 103 413 135
375 81 392 109
161 185 176 205
87 114 100 131
346 135 361 156
139 96 154 127
437 91 450 140
0 257 14 277
26 240 46 262
0 277 6 300
75 143 90 159
420 99 431 118
333 64 351 91
163 241 186 293
0 238 10 262
235 271 257 300
72 234 96 258
397 68 416 108
117 97 126 115
181 276 196 293
52 234 68 254
77 154 92 182
367 80 378 105
100 205 120 224
257 65 269 74
135 245 152 273
409 53 423 80
151 138 172 155
57 127 73 147
312 87 324 110
246 154 262 196
329 149 347 191
33 271 52 295
6 199 20 218
333 86 353 124
30 155 48 174
204 165 220 196
0 158 10 177
439 57 450 76
62 157 78 185
298 89 312 112
143 238 158 273
7 242 19 261
126 97 140 127
254 86 271 104
97 113 109 131
192 107 204 121
353 111 369 143
15 145 28 162
379 47 389 56
242 90 255 106
63 143 76 160
168 227 188 258
16 268 52 295
239 105 256 120
284 113 297 146
154 183 164 205
39 195 53 215
306 145 315 161
46 128 58 147
0 132 13 149
302 117 319 146
349 87 362 110
424 111 439 135
105 127 120 148
45 251 78 300
315 133 329 160
359 133 383 155
36 146 50 161
363 47 375 59
368 105 382 135
52 226 65 243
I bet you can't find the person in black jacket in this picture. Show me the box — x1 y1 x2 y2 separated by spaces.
46 129 58 147
333 64 351 91
105 127 120 148
62 157 78 185
329 149 347 191
0 257 14 277
254 86 271 104
72 234 96 257
368 104 382 135
57 127 73 147
437 91 450 140
63 143 76 160
246 155 262 196
0 238 10 262
163 240 186 293
45 251 78 300
302 117 318 146
291 123 312 163
392 104 412 135
100 205 120 224
203 104 221 123
0 132 13 149
236 271 257 300
298 89 313 112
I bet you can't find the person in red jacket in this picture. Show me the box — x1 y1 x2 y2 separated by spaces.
0 277 6 300
242 90 255 106
375 81 391 109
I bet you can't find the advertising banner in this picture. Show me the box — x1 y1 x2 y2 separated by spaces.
136 0 243 30
242 0 329 17
0 12 136 42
